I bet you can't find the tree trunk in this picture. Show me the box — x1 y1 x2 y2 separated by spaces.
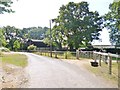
58 43 62 50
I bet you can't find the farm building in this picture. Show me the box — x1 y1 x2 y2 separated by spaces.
27 39 49 49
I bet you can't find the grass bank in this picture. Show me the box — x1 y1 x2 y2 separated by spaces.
2 53 28 68
84 61 119 85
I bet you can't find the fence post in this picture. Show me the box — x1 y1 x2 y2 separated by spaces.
76 50 79 59
79 51 81 58
65 51 67 59
105 55 108 64
88 52 90 58
108 53 112 75
41 51 42 55
86 52 88 58
90 51 93 59
94 51 97 62
55 51 57 58
99 54 101 66
116 53 118 63
45 51 46 56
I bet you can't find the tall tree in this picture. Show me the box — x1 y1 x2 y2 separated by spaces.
45 2 103 50
0 29 6 47
13 40 20 51
0 0 14 14
104 1 120 46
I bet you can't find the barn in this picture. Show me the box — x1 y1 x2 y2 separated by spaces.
27 39 49 48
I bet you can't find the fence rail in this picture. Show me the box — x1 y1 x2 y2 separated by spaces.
76 50 120 75
30 49 119 75
93 51 120 58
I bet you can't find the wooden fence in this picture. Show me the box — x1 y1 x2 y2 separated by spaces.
35 50 76 59
76 50 120 75
30 49 120 75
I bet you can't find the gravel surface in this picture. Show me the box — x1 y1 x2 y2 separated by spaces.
22 53 118 88
0 53 29 89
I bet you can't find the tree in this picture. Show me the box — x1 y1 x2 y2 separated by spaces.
13 40 20 51
0 29 6 47
45 2 103 50
104 1 120 46
2 26 22 50
20 27 49 40
0 0 14 14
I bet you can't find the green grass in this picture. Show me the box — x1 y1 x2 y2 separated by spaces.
0 51 3 57
84 62 119 84
34 51 76 59
112 57 120 60
2 54 28 68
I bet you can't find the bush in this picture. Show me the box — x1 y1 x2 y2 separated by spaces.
0 47 10 52
27 44 36 51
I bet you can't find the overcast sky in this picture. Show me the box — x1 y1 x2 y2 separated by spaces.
0 0 114 45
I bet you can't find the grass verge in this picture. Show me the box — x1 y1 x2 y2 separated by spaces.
34 51 76 59
2 53 28 68
84 61 119 85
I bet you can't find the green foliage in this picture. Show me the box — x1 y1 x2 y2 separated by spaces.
104 1 120 45
0 47 10 52
22 27 49 40
0 0 14 14
1 26 49 51
45 2 103 50
27 44 36 51
0 29 6 47
13 40 20 51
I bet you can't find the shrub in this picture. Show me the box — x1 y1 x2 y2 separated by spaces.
13 40 20 51
27 44 36 51
0 47 10 52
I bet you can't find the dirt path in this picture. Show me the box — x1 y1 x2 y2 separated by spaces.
23 53 117 88
1 52 118 88
0 52 29 89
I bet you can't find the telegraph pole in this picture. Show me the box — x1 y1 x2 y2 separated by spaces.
50 20 52 57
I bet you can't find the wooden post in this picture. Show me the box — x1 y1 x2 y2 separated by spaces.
94 52 97 62
116 53 118 63
76 50 79 59
55 51 57 58
41 51 42 55
108 53 112 75
81 52 83 58
83 52 85 58
65 52 67 59
80 51 81 58
90 52 92 59
45 51 46 56
99 54 101 66
93 52 94 60
88 52 90 59
105 55 108 64
86 52 88 58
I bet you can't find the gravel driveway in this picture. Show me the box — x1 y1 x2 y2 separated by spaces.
21 52 117 88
